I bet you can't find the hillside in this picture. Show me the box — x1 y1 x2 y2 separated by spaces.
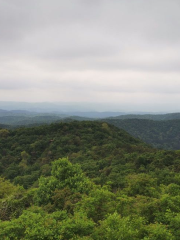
0 121 150 188
110 112 180 121
1 121 180 239
104 119 180 150
1 121 180 188
2 110 180 151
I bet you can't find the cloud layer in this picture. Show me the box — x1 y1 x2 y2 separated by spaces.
0 0 180 111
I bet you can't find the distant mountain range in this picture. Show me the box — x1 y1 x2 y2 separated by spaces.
108 112 180 121
1 108 180 150
103 118 180 150
1 109 180 126
0 109 123 126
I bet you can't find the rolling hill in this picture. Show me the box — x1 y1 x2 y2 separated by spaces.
104 118 180 150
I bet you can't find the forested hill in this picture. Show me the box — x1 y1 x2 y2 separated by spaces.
104 119 180 150
109 112 180 120
2 112 180 150
1 109 180 127
0 121 150 188
2 121 180 239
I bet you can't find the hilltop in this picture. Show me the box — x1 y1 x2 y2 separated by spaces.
0 121 150 189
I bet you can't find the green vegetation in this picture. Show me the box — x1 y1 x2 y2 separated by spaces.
1 121 180 239
1 110 180 151
104 119 180 150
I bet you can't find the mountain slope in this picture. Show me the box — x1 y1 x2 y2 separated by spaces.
0 121 152 188
1 121 180 189
1 121 180 239
104 119 180 150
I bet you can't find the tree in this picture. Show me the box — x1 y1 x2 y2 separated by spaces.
0 129 9 138
92 212 145 240
35 158 92 206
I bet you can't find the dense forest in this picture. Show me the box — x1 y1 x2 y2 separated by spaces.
104 119 180 150
1 110 180 151
1 121 180 239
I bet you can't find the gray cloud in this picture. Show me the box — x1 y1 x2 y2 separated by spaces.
0 0 180 111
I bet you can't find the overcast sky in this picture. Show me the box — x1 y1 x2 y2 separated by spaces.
0 0 180 112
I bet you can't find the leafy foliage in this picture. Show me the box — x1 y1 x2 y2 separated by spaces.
1 121 180 239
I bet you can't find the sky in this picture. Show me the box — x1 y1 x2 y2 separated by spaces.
0 0 180 112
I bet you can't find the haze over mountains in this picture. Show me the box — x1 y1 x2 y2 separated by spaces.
1 107 180 127
0 101 161 125
1 0 180 238
0 101 165 114
1 102 180 151
0 100 180 123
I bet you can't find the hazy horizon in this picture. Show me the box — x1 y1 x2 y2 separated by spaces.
1 1 180 112
0 101 177 114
